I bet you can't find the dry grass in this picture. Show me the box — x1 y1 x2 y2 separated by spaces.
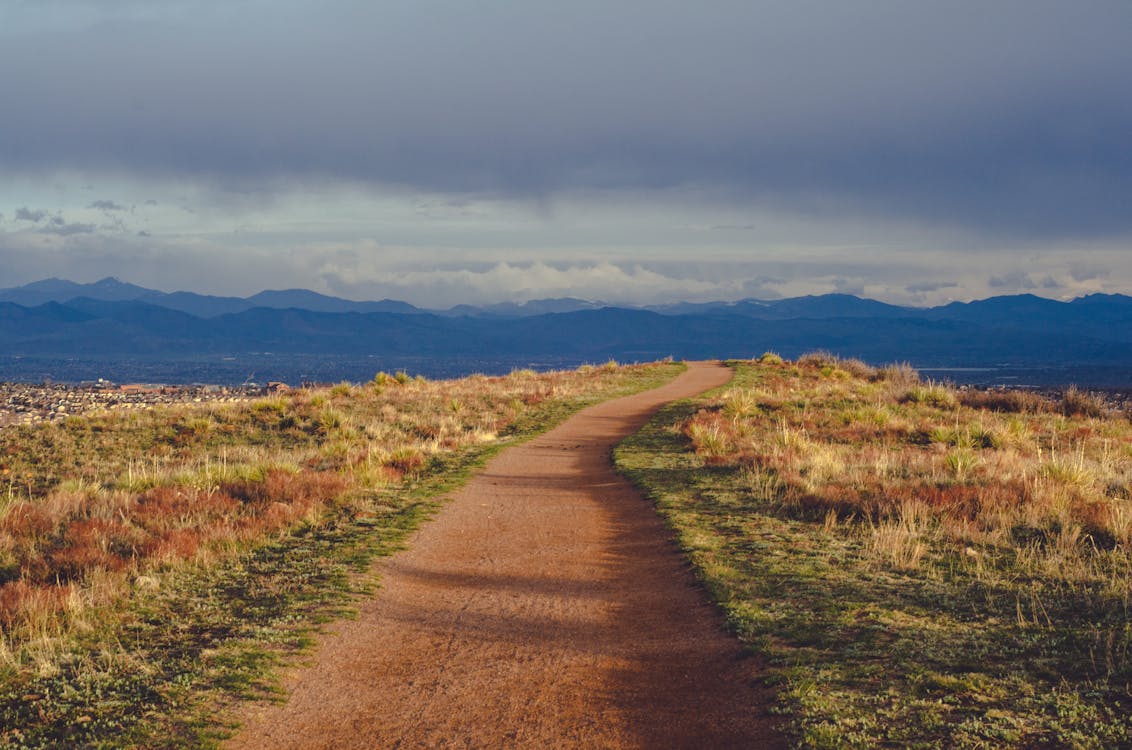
0 362 676 673
619 353 1132 747
680 355 1132 566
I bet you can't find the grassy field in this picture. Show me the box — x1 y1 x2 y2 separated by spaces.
0 360 682 749
616 354 1132 749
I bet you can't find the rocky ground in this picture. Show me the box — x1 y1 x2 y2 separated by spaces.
0 382 265 427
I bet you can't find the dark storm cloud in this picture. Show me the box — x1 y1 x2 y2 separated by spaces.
2 1 1131 237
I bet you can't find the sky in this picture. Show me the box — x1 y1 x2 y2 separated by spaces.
1 0 1130 308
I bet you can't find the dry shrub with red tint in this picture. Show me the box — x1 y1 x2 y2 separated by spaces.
135 485 240 531
0 468 349 610
386 449 426 475
897 482 1029 521
0 502 57 541
220 470 346 537
265 469 345 509
259 502 301 532
0 580 75 628
219 469 339 507
142 528 202 562
48 518 139 582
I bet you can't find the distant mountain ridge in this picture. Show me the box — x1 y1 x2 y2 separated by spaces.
0 278 423 318
2 278 1131 385
5 277 1131 323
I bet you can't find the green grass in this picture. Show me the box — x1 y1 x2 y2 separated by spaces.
615 358 1132 749
0 361 683 749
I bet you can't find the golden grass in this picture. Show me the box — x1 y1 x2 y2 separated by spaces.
620 355 1132 746
0 362 674 668
682 355 1132 582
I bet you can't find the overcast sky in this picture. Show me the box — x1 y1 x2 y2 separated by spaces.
1 0 1130 307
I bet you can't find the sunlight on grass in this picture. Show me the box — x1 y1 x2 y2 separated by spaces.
616 355 1132 748
0 360 683 748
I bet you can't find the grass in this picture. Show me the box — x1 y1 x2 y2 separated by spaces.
0 360 683 749
615 356 1132 748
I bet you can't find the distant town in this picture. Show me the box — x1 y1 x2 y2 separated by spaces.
0 379 291 427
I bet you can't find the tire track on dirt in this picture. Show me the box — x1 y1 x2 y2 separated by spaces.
226 361 783 749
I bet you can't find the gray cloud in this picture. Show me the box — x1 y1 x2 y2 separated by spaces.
15 207 48 222
0 1 1130 238
1069 264 1111 282
907 281 959 294
42 218 97 236
987 272 1062 292
832 277 866 296
988 272 1037 290
88 199 126 211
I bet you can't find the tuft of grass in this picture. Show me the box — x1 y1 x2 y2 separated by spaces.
901 382 959 410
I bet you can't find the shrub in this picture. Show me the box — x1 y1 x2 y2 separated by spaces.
797 351 839 369
876 362 920 385
959 389 1053 414
838 358 877 379
901 383 958 410
1061 386 1107 419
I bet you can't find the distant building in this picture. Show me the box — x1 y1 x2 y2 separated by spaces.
119 384 163 394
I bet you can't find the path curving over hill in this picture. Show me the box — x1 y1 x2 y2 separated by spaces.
226 361 783 749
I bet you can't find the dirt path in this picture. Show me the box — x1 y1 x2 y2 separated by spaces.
227 361 783 749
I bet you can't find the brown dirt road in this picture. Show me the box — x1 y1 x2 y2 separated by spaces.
227 361 783 749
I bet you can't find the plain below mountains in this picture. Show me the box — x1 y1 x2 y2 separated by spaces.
2 278 1131 384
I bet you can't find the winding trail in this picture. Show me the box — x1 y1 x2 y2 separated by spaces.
227 361 782 749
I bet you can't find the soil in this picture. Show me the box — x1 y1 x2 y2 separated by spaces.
226 361 784 749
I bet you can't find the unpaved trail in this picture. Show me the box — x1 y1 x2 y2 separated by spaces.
227 361 783 749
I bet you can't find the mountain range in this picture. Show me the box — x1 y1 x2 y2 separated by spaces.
2 277 1130 386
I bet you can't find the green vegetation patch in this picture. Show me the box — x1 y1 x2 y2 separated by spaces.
616 358 1132 749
